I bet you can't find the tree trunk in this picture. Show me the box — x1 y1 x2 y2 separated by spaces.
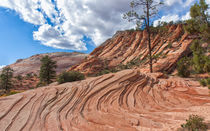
146 1 153 73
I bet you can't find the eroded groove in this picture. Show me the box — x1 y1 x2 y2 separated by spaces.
0 70 209 131
5 93 36 131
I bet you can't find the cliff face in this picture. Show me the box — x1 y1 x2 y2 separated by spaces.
8 52 88 76
69 25 192 74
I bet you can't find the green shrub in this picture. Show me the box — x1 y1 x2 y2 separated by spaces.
190 40 208 73
199 79 207 86
177 57 191 77
36 81 48 88
15 75 23 81
167 42 173 49
203 56 210 73
96 69 111 76
181 115 208 131
199 78 210 87
57 71 85 84
6 91 20 96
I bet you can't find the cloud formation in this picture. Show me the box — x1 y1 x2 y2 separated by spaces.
0 65 6 69
0 0 204 50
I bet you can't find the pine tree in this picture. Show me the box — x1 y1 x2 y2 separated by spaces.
123 0 163 73
184 0 210 74
185 0 210 42
39 55 57 85
190 40 210 73
0 67 14 93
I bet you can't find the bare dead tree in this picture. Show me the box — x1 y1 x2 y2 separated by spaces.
123 0 163 73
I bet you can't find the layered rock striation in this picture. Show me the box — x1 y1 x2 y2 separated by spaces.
8 52 88 76
0 70 209 131
69 25 192 74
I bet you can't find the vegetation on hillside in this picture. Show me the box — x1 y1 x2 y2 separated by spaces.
57 71 85 84
181 115 208 131
38 55 57 87
177 0 210 82
0 67 14 94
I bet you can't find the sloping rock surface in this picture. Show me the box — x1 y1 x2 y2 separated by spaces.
0 26 210 131
8 52 88 76
0 69 209 131
69 25 191 74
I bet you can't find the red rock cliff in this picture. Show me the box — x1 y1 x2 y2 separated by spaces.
69 25 192 74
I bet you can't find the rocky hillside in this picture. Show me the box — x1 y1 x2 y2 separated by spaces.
6 52 87 76
0 52 87 90
69 25 192 74
0 25 209 131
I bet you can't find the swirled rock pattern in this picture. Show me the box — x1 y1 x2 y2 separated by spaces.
0 69 209 131
69 25 191 74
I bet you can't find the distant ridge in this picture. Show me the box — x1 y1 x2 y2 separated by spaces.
6 52 88 76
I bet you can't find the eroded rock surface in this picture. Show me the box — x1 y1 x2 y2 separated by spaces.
0 25 210 131
0 69 209 131
7 52 88 76
69 25 191 74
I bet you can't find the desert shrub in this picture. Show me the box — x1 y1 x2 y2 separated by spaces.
167 42 173 49
26 73 33 79
126 55 145 68
203 56 210 73
36 81 48 88
181 115 208 131
177 57 191 77
199 77 210 87
96 69 111 76
150 23 168 35
15 75 23 81
33 73 38 77
199 79 207 86
57 71 85 84
117 64 130 70
6 91 21 96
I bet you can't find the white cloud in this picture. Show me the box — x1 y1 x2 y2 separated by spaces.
163 0 182 6
0 65 5 69
0 0 45 25
154 14 179 26
153 11 192 27
206 0 210 13
33 24 87 50
0 0 198 50
181 12 191 21
163 0 194 7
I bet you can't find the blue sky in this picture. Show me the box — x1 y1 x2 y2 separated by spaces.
0 0 208 67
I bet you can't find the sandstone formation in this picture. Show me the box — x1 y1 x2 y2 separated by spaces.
0 25 210 131
69 25 191 74
0 69 209 131
7 52 88 76
0 52 87 90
